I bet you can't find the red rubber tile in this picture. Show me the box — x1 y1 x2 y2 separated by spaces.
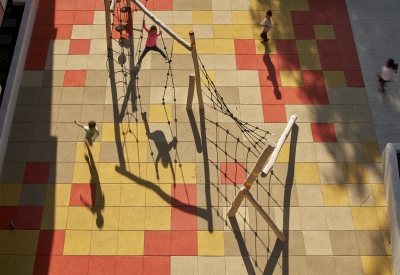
74 11 95 24
144 231 170 255
33 255 64 275
258 70 282 87
95 0 105 11
341 55 361 71
170 231 198 256
171 184 197 207
143 256 170 275
56 0 78 10
88 256 117 275
290 11 312 25
320 54 343 70
275 39 298 54
260 87 284 105
68 39 91 54
53 25 73 39
311 10 332 24
256 54 280 71
330 11 351 25
37 230 66 255
328 0 348 11
28 40 50 55
236 54 258 70
277 54 301 70
76 0 96 11
220 162 246 184
62 256 90 275
116 256 143 275
139 0 154 11
317 40 339 55
262 105 287 122
23 162 51 184
64 70 87 87
24 54 47 70
282 87 308 104
311 123 337 142
15 206 43 230
0 206 17 229
333 25 354 40
35 11 72 24
344 70 365 87
69 184 95 207
337 39 357 55
293 24 315 39
234 39 256 55
171 207 197 231
154 0 173 10
305 86 330 104
302 70 326 87
308 0 329 11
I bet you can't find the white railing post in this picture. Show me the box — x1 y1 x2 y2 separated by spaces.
186 74 195 110
189 31 204 109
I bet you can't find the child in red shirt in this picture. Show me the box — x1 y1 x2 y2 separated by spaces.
138 20 169 64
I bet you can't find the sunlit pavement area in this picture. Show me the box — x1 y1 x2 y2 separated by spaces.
0 0 397 274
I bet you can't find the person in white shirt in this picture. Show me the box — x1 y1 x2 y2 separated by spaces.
377 58 398 92
260 10 273 43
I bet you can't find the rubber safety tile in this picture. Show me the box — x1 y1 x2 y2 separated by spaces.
311 123 337 142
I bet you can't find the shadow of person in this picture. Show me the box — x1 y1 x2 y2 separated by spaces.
80 146 105 228
262 49 282 100
142 112 177 184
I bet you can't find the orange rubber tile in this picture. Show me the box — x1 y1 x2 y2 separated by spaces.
171 207 197 231
311 123 337 142
54 0 78 11
337 39 357 55
171 184 197 207
282 87 308 104
153 0 173 10
94 0 105 11
68 39 91 54
76 0 97 11
115 256 144 275
27 40 50 55
74 11 95 25
36 230 65 255
24 54 47 70
277 54 301 70
261 87 285 105
302 70 326 87
170 231 198 256
236 55 258 70
63 70 87 87
262 104 287 122
220 162 246 184
341 55 361 71
234 39 256 55
311 10 332 24
320 54 343 70
256 54 280 70
34 11 74 24
291 11 312 24
258 70 282 87
305 86 330 104
61 256 90 275
32 24 73 40
144 231 171 255
33 255 65 275
275 40 298 55
23 162 51 184
344 70 365 87
0 206 17 229
317 40 339 55
15 206 43 230
293 25 316 39
143 256 170 275
69 184 96 207
88 256 117 275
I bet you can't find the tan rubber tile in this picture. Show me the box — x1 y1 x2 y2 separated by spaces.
198 257 226 275
303 231 333 255
330 231 360 255
330 105 356 122
300 207 328 230
314 143 342 162
353 105 374 122
306 256 336 275
356 231 387 256
338 143 365 162
325 207 355 230
357 123 378 142
342 163 370 184
172 11 193 24
297 185 324 206
334 256 364 275
347 184 375 206
42 70 65 87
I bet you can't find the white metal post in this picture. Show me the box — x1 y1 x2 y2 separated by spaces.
186 74 195 110
189 31 204 109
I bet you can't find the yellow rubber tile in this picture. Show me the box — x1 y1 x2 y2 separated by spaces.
0 230 12 254
314 25 336 39
175 163 197 183
173 43 192 55
146 162 174 184
5 255 35 275
213 25 234 39
233 25 255 39
269 24 295 39
41 206 69 230
376 207 389 231
299 55 322 70
296 40 318 55
64 230 92 255
361 142 382 162
121 123 148 142
172 25 193 40
99 184 121 207
342 163 370 184
98 163 122 183
120 184 146 206
117 231 144 255
321 184 350 206
145 184 171 206
195 39 214 54
0 184 21 205
371 184 386 207
67 207 94 230
90 231 118 255
198 231 225 256
280 70 304 87
214 39 235 54
232 11 254 25
44 184 71 206
295 163 320 184
119 207 146 230
271 11 293 25
351 207 381 230
91 206 120 230
72 162 93 183
100 123 118 142
0 255 8 274
120 162 147 184
193 11 213 24
75 142 101 162
10 230 39 255
361 256 392 275
289 0 309 10
276 143 290 163
149 104 173 123
144 207 171 230
270 0 290 10
249 0 269 10
323 71 347 87
201 70 216 87
124 142 148 163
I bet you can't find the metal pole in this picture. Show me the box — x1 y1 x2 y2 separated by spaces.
228 141 276 217
104 0 112 50
186 74 195 110
189 31 204 109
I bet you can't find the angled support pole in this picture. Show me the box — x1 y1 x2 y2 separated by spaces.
189 31 204 110
104 0 113 50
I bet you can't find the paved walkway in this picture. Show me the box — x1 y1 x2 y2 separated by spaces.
0 0 396 274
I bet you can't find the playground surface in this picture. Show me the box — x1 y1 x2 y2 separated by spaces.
0 0 396 274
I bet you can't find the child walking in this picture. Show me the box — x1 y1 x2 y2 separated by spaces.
377 58 398 92
75 120 100 147
260 10 273 43
138 20 169 64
